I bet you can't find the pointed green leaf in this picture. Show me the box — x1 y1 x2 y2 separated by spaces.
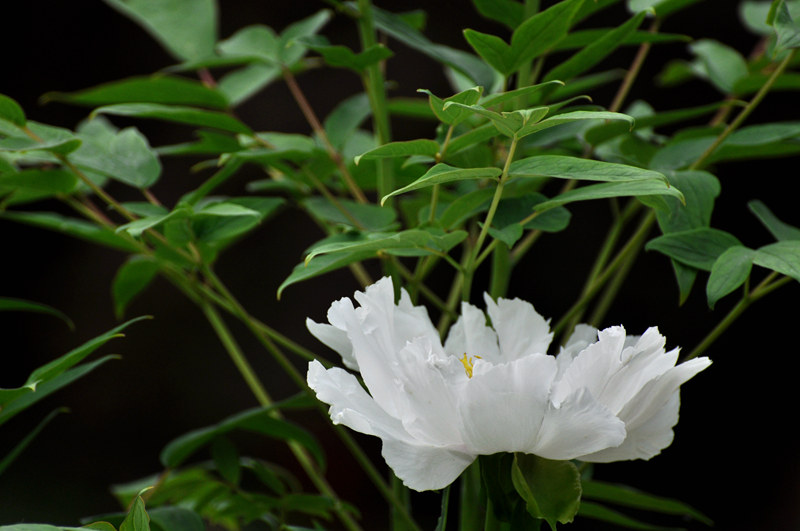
324 93 372 150
278 9 332 66
72 125 162 188
0 169 79 195
191 197 283 243
689 39 749 93
120 495 150 531
113 256 160 319
706 246 755 309
753 240 800 281
508 0 586 74
43 76 229 109
218 65 281 106
305 229 467 261
0 93 25 126
769 0 800 52
520 110 635 139
510 155 665 183
645 228 742 270
0 409 65 475
211 436 241 485
0 122 81 155
472 0 524 29
217 24 279 62
117 207 192 238
306 41 393 72
479 81 565 109
445 124 499 155
535 180 684 211
355 139 440 165
381 163 501 204
278 249 375 299
0 297 73 329
748 199 800 241
102 0 216 61
93 104 252 134
463 29 516 76
302 196 397 231
512 454 582 529
418 86 483 125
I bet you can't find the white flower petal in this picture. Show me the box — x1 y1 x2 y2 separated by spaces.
306 316 358 370
533 387 627 460
557 324 598 378
458 353 557 454
382 438 475 491
444 302 500 361
484 294 553 361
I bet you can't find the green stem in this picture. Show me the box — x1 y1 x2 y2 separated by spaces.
459 463 484 531
489 243 511 299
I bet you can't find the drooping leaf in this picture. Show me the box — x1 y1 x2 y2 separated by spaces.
472 0 524 29
0 409 66 476
752 240 800 281
706 246 756 309
93 103 252 134
0 297 73 329
689 39 749 93
0 211 140 253
645 228 742 270
381 164 501 204
305 228 467 262
305 40 393 72
748 199 800 241
112 256 160 318
535 180 684 211
355 139 440 165
0 93 26 126
512 453 582 529
278 249 376 299
103 0 217 61
510 155 665 183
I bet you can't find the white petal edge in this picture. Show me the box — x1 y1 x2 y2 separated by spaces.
483 293 553 361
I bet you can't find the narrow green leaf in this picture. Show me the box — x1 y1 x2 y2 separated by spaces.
440 187 496 229
629 0 705 17
472 0 524 29
510 155 665 183
102 0 217 61
519 110 635 139
545 10 647 82
479 81 565 109
117 207 192 238
508 0 585 74
381 164 501 204
748 199 800 241
211 436 241 485
217 24 279 62
120 495 150 531
43 76 229 109
218 64 281 106
463 29 516 76
512 454 582 529
418 86 483 126
191 197 283 243
306 41 393 72
278 9 332 66
0 93 26 126
112 256 160 319
0 169 79 195
645 228 742 271
278 249 375 299
0 297 73 329
706 246 755 309
578 501 682 530
305 229 467 261
0 122 81 155
0 211 140 253
582 479 712 525
535 180 684 211
0 409 66 476
753 240 800 281
355 139 440 165
93 104 252 134
445 124 499 156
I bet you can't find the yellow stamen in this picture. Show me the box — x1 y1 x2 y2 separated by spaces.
459 353 481 378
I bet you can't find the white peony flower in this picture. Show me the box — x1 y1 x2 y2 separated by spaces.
306 277 711 491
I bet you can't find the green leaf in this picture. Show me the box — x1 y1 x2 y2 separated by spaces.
211 436 241 485
581 479 712 525
0 211 140 253
748 199 800 241
510 155 665 183
324 93 372 150
117 207 192 238
302 196 396 231
545 10 647 82
0 122 81 155
507 0 585 73
305 228 467 261
157 130 242 156
479 453 517 522
0 409 66 476
0 297 73 329
218 64 281 106
120 495 150 531
628 0 705 17
752 240 800 281
372 6 497 88
646 228 742 270
381 164 501 204
355 139 440 165
689 39 749 93
147 507 204 531
446 124 500 156
654 171 720 233
0 169 79 195
706 246 755 309
72 124 162 189
160 405 325 470
217 24 279 62
443 102 550 138
43 76 229 109
479 81 565 109
520 110 635 139
741 1 774 35
512 454 582 529
492 194 572 241
578 501 681 530
191 197 283 243
103 0 217 61
535 180 684 211
463 29 517 76
418 86 483 126
278 9 332 66
278 249 375 299
472 0 524 29
306 40 393 72
112 256 160 318
93 103 252 134
554 29 689 52
769 0 800 52
0 93 25 126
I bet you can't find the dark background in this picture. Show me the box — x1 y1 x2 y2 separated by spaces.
1 1 798 529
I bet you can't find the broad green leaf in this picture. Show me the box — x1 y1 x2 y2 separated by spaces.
463 29 517 76
479 81 565 109
381 164 501 204
510 155 666 183
440 187 496 229
278 9 332 66
211 436 241 485
578 501 680 530
217 64 281 106
157 130 242 156
645 228 742 270
0 356 116 427
0 409 65 476
305 40 393 72
324 93 372 150
418 86 483 126
0 93 25 126
519 110 634 139
0 211 140 252
492 194 572 239
72 124 162 189
545 10 647 82
472 0 524 29
479 453 517 522
302 196 397 231
43 76 229 109
93 104 252 134
0 169 78 195
305 229 467 261
654 171 720 233
0 297 73 329
752 240 800 281
372 6 497 88
117 207 192 238
769 0 800 52
191 196 283 243
0 386 36 408
706 246 755 309
446 124 500 156
748 199 800 241
0 122 81 155
512 453 582 529
443 102 550 137
217 24 279 62
160 405 325 469
355 139 440 165
689 40 749 93
740 1 774 35
278 249 375 298
120 495 150 531
103 0 217 61
581 479 712 525
535 180 684 211
147 507 205 531
113 256 160 318
508 0 585 74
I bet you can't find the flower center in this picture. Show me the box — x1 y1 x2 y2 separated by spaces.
459 353 481 378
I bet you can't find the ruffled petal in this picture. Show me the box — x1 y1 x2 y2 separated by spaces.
457 353 557 454
306 315 358 370
444 302 500 361
533 387 627 460
382 438 475 491
484 294 553 361
556 324 598 379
